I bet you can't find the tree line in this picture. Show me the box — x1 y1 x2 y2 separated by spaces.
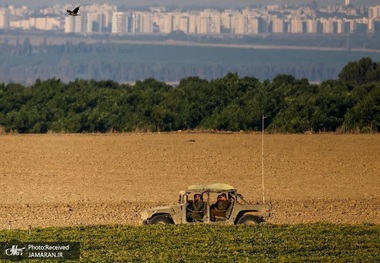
0 57 379 134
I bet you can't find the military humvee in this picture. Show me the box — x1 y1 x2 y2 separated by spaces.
141 183 271 225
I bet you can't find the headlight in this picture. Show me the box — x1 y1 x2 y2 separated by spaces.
141 210 153 220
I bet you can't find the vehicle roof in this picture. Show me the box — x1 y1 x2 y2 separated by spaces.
187 183 236 192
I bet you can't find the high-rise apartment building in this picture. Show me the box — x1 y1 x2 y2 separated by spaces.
231 9 261 35
272 18 285 33
199 10 221 34
306 19 318 33
112 12 127 33
134 12 153 33
0 8 10 29
368 6 380 32
249 18 260 34
369 6 380 20
177 16 189 33
85 4 116 31
221 10 240 32
345 19 355 33
2 3 372 36
233 14 246 34
290 18 304 33
188 13 199 34
320 18 334 33
161 12 174 33
64 12 84 33
30 17 60 31
10 19 30 30
87 13 102 33
74 16 83 33
334 19 345 33
64 16 75 33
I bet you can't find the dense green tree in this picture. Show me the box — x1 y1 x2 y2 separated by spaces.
165 76 211 130
338 57 380 85
0 58 378 134
343 84 380 132
201 76 264 131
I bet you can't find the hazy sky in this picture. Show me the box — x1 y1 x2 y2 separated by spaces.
1 0 379 9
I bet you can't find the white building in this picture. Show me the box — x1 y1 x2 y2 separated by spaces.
133 12 153 33
8 5 28 17
112 12 127 33
306 19 318 33
199 10 221 34
345 19 355 33
0 8 10 29
87 13 102 33
320 18 334 33
232 13 246 34
368 6 380 32
272 18 285 33
64 16 75 33
221 9 239 32
188 13 200 34
64 15 84 33
30 17 60 31
156 12 174 33
290 18 304 33
74 16 84 33
249 18 260 34
177 16 189 33
10 19 30 30
334 18 345 33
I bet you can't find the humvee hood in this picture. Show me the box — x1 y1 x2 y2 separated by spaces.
147 205 172 211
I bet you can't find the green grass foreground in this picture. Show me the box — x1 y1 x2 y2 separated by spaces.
1 224 379 262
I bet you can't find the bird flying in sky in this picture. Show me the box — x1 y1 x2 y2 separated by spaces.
67 6 80 16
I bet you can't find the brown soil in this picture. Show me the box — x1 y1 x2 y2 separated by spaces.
0 133 379 229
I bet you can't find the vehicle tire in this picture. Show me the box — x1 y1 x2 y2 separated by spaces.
236 215 262 225
150 215 173 224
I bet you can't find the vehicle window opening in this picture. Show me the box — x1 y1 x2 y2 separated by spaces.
186 192 206 222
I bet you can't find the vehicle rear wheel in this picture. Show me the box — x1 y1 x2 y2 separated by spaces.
150 215 173 224
236 215 262 225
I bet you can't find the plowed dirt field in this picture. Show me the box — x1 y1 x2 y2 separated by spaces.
0 133 379 229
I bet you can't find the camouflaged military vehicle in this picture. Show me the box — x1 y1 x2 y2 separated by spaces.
141 183 271 225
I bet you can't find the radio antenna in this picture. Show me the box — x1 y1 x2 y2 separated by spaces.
261 115 267 204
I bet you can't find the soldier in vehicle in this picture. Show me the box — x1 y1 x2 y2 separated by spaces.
210 193 231 221
187 194 206 222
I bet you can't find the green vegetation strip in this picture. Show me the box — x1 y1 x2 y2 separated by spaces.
2 57 380 133
1 224 379 262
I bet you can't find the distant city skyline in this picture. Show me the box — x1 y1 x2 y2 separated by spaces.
1 2 380 35
2 0 380 9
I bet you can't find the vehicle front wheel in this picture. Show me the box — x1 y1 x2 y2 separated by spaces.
150 215 173 224
236 215 262 225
